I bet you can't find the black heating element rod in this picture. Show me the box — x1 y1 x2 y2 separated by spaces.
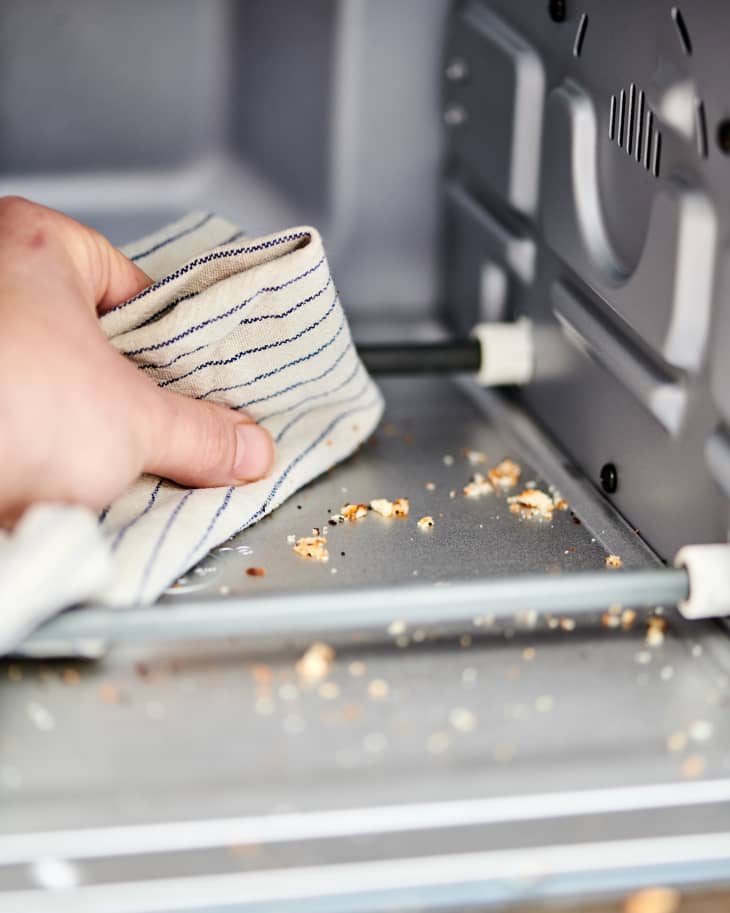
357 339 481 375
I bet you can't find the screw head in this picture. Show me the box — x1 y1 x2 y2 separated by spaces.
548 0 567 23
717 119 730 155
600 462 618 494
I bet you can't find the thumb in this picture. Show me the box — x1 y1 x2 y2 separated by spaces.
136 384 275 487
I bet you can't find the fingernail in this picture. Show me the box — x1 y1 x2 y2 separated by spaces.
234 424 274 482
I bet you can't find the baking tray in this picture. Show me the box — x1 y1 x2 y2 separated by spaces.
2 377 730 912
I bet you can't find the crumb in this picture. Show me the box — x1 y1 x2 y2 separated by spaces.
443 454 455 466
393 498 409 517
286 534 296 544
681 754 706 779
488 458 521 489
318 681 340 701
329 513 345 524
99 682 120 704
507 488 554 519
296 643 335 682
62 668 80 686
606 554 623 569
246 567 266 577
348 660 367 677
293 536 329 561
463 473 493 498
417 515 434 530
449 490 457 499
522 647 536 661
252 665 272 685
465 449 487 465
559 617 576 632
387 620 407 636
624 887 681 913
602 612 621 629
449 707 477 732
7 665 23 682
219 585 231 596
370 498 395 518
342 503 368 521
425 482 436 491
688 719 714 742
667 731 688 753
554 498 569 510
368 679 389 700
646 616 667 646
621 609 637 629
460 634 472 648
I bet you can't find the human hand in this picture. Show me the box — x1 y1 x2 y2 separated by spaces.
0 197 274 524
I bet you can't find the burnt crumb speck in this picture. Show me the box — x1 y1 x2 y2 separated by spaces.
341 551 346 557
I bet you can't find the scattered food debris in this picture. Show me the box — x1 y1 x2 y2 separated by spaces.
463 473 493 498
393 498 410 517
559 617 576 632
417 515 434 530
465 449 487 465
681 753 706 779
368 679 389 700
522 647 536 662
646 616 667 646
286 534 296 544
667 731 688 753
293 536 329 562
449 707 477 732
460 634 473 648
252 665 272 685
606 554 623 569
623 887 681 913
27 701 55 731
99 682 120 704
508 488 555 519
602 612 622 629
387 620 407 637
370 498 395 518
425 481 436 491
62 668 80 686
318 681 340 701
553 497 569 511
488 458 522 489
246 567 266 577
296 643 335 682
621 609 637 629
342 503 368 521
688 719 714 743
443 454 455 466
493 742 515 762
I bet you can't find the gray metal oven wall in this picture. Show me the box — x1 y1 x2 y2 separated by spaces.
0 0 449 319
442 0 730 559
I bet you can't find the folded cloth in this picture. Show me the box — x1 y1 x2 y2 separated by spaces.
100 212 384 606
0 213 383 646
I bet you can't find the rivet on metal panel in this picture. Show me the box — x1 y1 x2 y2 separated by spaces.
600 462 618 494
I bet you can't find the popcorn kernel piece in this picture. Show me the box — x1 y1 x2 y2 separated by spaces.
507 488 554 519
342 503 368 521
393 498 410 517
293 536 329 562
370 498 395 518
463 473 493 498
488 458 521 489
296 642 335 682
417 516 434 530
606 554 623 569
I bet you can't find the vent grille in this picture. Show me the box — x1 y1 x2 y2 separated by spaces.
608 83 661 177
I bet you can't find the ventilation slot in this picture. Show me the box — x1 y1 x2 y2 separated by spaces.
573 13 588 57
671 7 692 55
608 84 660 178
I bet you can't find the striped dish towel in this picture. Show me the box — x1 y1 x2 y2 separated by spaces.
102 212 383 605
1 213 383 647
